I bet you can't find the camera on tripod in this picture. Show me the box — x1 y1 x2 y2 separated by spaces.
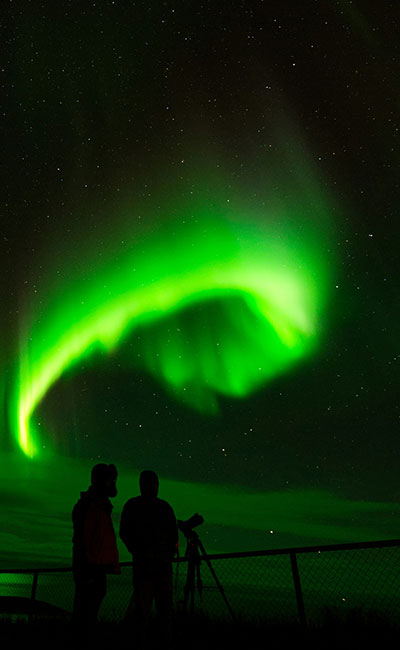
175 512 235 620
177 513 204 539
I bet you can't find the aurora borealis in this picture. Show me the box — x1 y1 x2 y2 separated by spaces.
1 1 400 569
16 202 330 458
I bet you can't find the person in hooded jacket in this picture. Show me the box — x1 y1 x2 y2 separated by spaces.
72 463 120 635
120 470 178 648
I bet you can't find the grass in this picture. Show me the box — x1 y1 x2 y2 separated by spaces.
0 609 397 650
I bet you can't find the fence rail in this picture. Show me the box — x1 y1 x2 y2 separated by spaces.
1 538 399 627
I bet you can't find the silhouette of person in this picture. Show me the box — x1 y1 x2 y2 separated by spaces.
72 463 120 639
120 470 178 648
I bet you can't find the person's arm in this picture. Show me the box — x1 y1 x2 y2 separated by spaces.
168 505 179 557
119 501 135 554
84 503 102 564
84 505 120 572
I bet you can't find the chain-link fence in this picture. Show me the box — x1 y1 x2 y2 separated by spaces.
1 539 399 627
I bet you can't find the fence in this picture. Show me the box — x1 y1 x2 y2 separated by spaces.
1 538 399 627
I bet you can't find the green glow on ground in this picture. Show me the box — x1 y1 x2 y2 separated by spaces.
15 200 331 458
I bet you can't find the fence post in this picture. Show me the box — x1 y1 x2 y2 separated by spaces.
290 552 307 627
29 570 39 621
31 570 38 602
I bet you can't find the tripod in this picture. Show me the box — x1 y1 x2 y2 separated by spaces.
180 529 235 622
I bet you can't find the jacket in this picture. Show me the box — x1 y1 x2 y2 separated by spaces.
72 486 120 576
120 495 178 576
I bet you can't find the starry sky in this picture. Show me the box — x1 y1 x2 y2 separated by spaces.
1 1 399 569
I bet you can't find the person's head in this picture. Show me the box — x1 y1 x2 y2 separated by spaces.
139 470 159 497
91 463 118 497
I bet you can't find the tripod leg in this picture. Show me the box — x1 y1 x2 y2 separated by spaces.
198 540 236 622
190 580 194 615
196 562 203 601
183 557 196 614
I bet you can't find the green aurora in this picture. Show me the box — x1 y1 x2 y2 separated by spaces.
14 195 331 459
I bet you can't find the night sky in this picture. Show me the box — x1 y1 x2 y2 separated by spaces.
1 1 399 569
